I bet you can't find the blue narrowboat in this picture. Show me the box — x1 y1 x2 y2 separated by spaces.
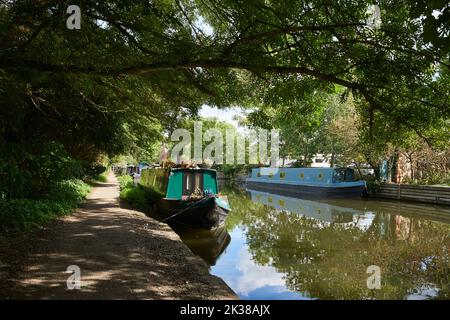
246 167 366 198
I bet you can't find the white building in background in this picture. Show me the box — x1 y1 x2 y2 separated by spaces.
310 154 332 168
278 153 332 168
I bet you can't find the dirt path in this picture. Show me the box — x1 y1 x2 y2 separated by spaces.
0 173 237 299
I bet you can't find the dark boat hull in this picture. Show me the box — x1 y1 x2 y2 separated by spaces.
246 181 366 199
155 196 228 230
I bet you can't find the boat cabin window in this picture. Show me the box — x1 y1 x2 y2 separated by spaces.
182 171 203 196
333 168 355 182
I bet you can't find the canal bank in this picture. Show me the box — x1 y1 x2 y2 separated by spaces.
370 183 450 206
0 173 237 299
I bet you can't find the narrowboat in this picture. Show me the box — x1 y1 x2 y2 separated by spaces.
139 167 231 229
246 167 367 198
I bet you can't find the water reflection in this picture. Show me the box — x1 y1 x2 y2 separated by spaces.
247 189 374 226
175 187 450 300
170 224 231 266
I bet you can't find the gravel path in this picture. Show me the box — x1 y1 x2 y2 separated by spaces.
0 173 237 299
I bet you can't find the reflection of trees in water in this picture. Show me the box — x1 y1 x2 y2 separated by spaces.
225 188 450 299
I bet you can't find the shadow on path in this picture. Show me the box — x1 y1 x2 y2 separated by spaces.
0 173 236 299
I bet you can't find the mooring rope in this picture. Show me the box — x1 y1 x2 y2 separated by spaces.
161 195 214 222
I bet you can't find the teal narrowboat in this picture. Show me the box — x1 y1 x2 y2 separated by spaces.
139 167 231 229
246 167 367 198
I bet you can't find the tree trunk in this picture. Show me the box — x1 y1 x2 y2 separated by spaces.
391 151 399 183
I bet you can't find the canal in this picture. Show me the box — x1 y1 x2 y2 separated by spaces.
171 187 450 300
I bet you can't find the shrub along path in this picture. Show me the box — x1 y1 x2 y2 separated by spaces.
0 172 236 299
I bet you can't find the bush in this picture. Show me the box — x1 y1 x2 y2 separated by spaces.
366 180 382 194
48 179 91 202
119 186 149 211
215 164 259 177
95 172 108 182
0 141 84 199
221 164 240 178
418 171 450 186
0 179 91 233
117 174 149 210
117 174 134 190
83 163 107 180
0 199 70 231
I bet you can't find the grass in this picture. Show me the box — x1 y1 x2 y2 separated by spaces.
117 174 134 189
95 172 108 182
120 186 149 210
0 179 91 233
117 174 149 211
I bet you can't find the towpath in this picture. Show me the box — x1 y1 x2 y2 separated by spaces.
0 172 236 299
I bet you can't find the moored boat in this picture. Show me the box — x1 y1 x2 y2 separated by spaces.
139 167 231 229
246 167 367 198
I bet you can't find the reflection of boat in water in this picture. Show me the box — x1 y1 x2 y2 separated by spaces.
170 224 231 266
247 187 450 230
246 167 366 198
324 197 450 225
247 189 366 224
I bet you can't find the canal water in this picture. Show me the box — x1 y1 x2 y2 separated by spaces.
172 187 450 300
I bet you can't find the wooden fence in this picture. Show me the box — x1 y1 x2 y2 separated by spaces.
372 183 450 206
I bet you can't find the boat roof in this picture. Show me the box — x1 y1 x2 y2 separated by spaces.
252 167 352 172
171 167 216 172
143 167 216 172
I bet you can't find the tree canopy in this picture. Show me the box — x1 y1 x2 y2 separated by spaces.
0 0 448 162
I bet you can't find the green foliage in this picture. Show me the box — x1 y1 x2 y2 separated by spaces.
117 175 134 190
246 92 361 167
216 163 259 177
366 180 382 194
0 141 84 199
119 185 149 212
117 174 149 211
0 141 95 234
403 171 450 186
174 117 238 162
1 1 447 168
0 2 448 207
47 179 91 202
95 172 108 183
220 165 240 179
84 164 107 179
0 179 90 233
